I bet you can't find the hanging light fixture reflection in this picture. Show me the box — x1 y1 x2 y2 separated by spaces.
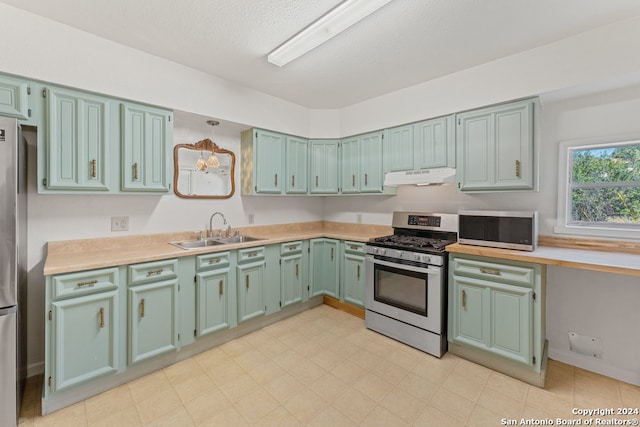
194 120 221 172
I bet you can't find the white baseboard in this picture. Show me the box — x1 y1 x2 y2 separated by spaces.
549 347 640 386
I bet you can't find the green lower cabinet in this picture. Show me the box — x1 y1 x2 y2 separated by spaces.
342 241 365 307
50 289 119 392
280 250 303 309
449 254 545 377
310 238 339 298
196 269 230 337
45 266 121 395
128 279 179 364
237 247 266 323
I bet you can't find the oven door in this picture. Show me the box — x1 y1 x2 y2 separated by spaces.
365 255 443 333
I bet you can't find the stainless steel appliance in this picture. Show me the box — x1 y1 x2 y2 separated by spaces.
458 210 538 251
0 116 27 427
365 212 458 357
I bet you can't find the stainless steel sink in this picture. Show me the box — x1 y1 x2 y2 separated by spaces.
169 239 225 250
214 235 265 244
170 235 265 249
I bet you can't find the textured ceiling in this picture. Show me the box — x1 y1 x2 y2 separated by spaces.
4 0 640 108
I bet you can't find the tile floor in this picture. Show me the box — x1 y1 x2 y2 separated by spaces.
19 305 640 426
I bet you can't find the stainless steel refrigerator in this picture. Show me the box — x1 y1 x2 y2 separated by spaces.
0 116 27 427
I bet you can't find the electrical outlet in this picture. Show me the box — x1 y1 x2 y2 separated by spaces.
356 213 362 224
111 216 129 232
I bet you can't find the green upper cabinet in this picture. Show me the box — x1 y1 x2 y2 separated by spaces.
414 115 455 169
386 125 414 172
340 131 384 193
0 74 31 120
309 139 340 194
44 86 114 191
120 103 172 192
255 130 285 194
456 98 537 191
39 84 173 194
340 136 360 194
285 136 308 194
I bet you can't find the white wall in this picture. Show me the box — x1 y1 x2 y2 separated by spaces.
5 2 640 383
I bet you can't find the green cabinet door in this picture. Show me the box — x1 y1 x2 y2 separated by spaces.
340 137 360 194
128 279 178 364
359 132 384 193
280 253 303 308
386 125 414 172
44 86 112 191
414 115 454 169
237 261 265 323
0 74 30 120
309 238 339 298
50 290 119 391
285 136 308 194
457 99 535 191
309 140 339 194
121 103 172 192
196 269 230 337
489 282 533 365
450 276 487 347
255 129 285 194
343 253 365 307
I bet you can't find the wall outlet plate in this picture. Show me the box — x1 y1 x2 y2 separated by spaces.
111 216 129 232
569 331 602 358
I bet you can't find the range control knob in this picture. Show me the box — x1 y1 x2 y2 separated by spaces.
414 253 422 262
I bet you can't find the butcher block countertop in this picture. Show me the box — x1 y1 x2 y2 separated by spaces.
446 235 640 277
44 221 393 276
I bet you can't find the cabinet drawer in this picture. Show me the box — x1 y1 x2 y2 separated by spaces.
280 241 302 255
451 257 534 287
196 252 231 272
238 246 265 264
344 241 365 255
128 259 178 285
51 267 119 300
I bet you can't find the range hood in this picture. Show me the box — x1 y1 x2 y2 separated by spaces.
384 167 456 186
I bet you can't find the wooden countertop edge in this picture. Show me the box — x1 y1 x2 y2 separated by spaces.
446 242 640 277
44 222 393 276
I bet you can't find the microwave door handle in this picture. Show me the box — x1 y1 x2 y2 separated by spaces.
370 258 440 275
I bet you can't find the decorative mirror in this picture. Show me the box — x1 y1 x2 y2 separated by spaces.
173 121 236 199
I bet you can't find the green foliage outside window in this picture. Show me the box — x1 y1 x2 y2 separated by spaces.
570 143 640 225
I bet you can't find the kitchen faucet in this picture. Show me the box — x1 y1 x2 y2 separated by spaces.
208 211 231 237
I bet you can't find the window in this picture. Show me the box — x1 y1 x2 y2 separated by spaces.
556 139 640 239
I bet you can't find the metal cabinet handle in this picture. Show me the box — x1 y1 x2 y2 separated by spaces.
296 264 299 278
209 258 221 264
247 251 259 257
331 247 334 260
99 307 104 328
349 244 359 250
357 265 360 280
352 174 355 187
77 280 98 288
275 173 278 186
515 160 520 178
246 275 250 289
91 159 97 178
219 280 224 296
133 162 139 180
291 175 295 187
480 267 501 276
140 298 145 317
147 269 164 276
364 173 368 186
315 176 319 187
461 290 466 308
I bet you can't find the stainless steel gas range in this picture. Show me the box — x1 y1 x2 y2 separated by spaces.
365 211 458 357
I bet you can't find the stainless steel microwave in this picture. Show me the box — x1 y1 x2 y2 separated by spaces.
458 210 538 251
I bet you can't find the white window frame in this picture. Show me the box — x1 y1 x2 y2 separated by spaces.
555 137 640 240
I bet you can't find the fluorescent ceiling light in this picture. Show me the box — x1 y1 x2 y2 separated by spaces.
268 0 394 67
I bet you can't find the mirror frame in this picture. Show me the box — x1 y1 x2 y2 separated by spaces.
173 138 236 199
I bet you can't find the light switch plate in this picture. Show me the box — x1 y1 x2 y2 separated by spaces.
111 216 129 232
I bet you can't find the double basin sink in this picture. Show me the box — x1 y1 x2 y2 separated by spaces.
170 235 265 250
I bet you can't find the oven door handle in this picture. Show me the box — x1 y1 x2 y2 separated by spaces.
369 257 440 275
